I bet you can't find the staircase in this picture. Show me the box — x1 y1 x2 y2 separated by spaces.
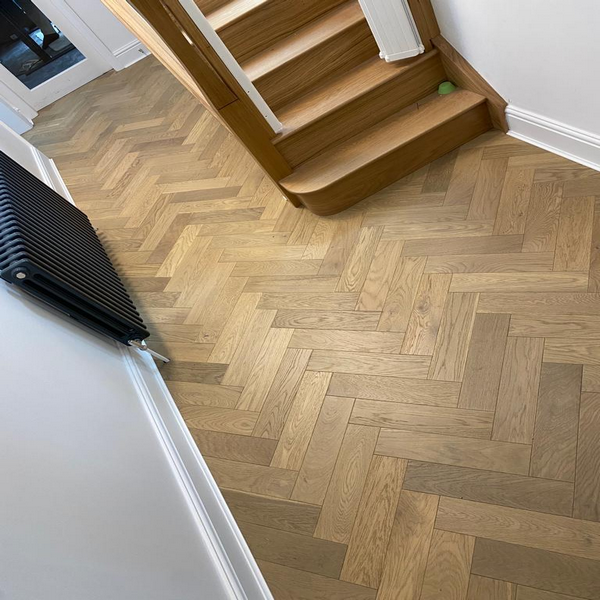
107 0 503 215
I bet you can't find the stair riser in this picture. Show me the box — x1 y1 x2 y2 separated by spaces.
284 103 492 215
277 53 447 168
255 19 378 111
218 0 348 63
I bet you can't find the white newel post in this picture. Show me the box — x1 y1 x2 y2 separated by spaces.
358 0 424 62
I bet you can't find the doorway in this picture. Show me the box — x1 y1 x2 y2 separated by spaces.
0 0 111 111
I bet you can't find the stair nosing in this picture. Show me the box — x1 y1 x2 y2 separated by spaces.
242 1 367 82
280 90 487 194
275 51 440 142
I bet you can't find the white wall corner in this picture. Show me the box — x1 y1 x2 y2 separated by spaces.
112 40 151 71
506 105 600 173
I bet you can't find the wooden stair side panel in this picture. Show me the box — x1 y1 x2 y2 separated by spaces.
245 1 378 112
281 92 492 215
211 0 349 62
275 51 447 168
433 35 508 132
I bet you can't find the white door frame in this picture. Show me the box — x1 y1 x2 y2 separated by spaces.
0 0 113 110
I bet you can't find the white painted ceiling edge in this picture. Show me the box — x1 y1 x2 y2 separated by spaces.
0 122 272 600
431 0 600 170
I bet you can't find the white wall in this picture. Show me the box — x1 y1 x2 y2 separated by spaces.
0 123 272 600
431 0 600 168
52 0 149 70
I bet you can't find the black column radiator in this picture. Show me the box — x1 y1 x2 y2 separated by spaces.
0 150 149 345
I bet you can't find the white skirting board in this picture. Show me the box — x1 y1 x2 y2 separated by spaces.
123 348 275 600
112 40 151 70
507 105 600 172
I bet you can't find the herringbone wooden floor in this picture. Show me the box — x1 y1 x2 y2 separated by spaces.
26 57 600 600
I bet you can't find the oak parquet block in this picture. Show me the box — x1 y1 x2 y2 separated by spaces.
574 393 600 522
404 461 573 516
472 538 600 600
340 456 406 588
377 491 439 600
292 395 354 505
530 363 581 482
492 337 544 444
315 424 378 544
220 489 321 535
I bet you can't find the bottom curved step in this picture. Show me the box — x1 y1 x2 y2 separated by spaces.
279 89 492 216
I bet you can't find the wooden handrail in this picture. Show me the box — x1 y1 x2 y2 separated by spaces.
102 0 293 184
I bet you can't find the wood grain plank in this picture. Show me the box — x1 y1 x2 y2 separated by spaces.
472 538 600 600
350 399 493 438
554 196 595 271
479 292 600 315
510 314 600 338
450 272 588 293
429 292 479 382
329 373 460 406
341 456 406 588
220 489 320 535
402 273 452 355
167 381 240 408
221 308 276 387
493 168 535 235
205 457 297 499
492 337 544 444
436 496 600 560
290 329 405 353
376 429 531 475
522 182 562 253
257 560 377 600
179 405 258 435
208 292 261 363
530 363 581 482
252 348 312 440
467 158 508 220
356 240 404 311
444 146 483 206
337 226 383 292
259 292 360 311
517 587 586 600
377 491 439 600
273 310 380 331
383 220 494 241
425 252 554 273
404 461 573 516
403 234 523 257
583 365 600 392
236 327 293 411
190 429 277 465
459 313 510 411
467 575 516 600
307 350 431 378
292 396 354 505
574 393 600 522
420 530 474 600
315 424 379 544
378 256 427 332
238 521 346 578
159 360 228 384
544 339 600 366
271 371 331 470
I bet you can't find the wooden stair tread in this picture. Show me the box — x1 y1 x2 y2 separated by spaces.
280 89 486 194
276 52 438 138
207 0 267 31
242 1 365 81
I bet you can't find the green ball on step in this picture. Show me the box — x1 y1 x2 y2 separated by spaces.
438 81 457 95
